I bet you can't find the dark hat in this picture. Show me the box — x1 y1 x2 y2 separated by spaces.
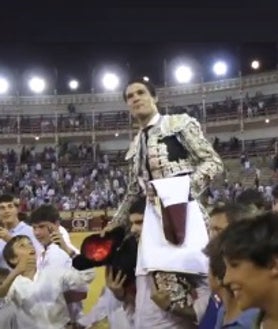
73 226 125 268
72 226 137 284
110 233 137 284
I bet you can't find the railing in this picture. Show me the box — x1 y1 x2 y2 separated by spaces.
0 104 277 137
0 92 277 137
26 209 115 232
1 137 276 172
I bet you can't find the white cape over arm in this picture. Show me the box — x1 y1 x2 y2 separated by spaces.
137 176 209 275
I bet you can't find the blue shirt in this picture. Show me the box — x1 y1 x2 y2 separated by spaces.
214 305 259 329
198 295 222 329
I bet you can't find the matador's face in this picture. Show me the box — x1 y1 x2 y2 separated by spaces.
125 83 158 120
129 212 143 241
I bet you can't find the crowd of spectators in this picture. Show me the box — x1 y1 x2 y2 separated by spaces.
212 136 278 158
160 91 278 122
0 144 128 212
0 139 278 215
0 88 277 214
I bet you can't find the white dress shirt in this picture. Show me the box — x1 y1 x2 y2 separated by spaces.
7 268 95 329
0 300 18 329
37 243 72 270
137 112 161 192
37 242 85 324
79 288 134 329
59 225 79 254
135 275 193 329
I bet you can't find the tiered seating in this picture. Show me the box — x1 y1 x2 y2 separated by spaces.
0 93 277 135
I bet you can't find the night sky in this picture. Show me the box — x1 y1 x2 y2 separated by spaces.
0 1 277 93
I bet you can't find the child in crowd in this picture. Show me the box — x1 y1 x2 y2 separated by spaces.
0 235 95 329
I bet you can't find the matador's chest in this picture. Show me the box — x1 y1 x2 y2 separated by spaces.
147 131 189 163
144 127 192 179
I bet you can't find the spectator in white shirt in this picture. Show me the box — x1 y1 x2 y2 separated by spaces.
0 194 42 269
0 235 95 329
47 187 55 198
29 204 79 260
244 159 250 171
29 205 76 263
35 162 42 176
29 204 84 326
247 106 253 118
113 178 119 190
63 200 71 211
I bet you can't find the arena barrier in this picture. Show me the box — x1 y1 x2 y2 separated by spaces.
60 209 115 232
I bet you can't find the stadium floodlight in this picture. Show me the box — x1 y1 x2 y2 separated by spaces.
28 77 46 93
102 72 120 91
174 65 193 84
0 77 9 94
69 79 79 90
251 60 260 70
143 76 149 82
213 61 228 76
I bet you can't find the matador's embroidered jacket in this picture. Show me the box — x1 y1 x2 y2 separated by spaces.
113 113 224 229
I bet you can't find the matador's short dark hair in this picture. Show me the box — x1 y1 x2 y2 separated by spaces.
122 78 157 102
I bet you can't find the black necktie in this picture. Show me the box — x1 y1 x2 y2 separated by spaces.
139 126 153 181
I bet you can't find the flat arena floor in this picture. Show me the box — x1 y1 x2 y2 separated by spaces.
70 232 106 314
